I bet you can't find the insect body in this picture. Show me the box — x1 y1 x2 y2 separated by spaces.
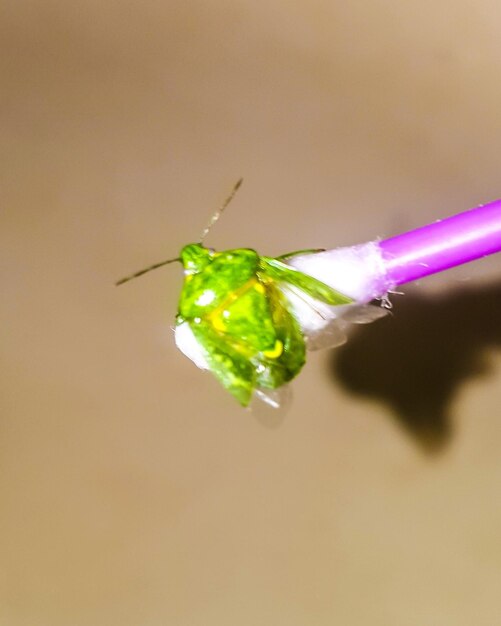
174 243 352 406
116 181 354 407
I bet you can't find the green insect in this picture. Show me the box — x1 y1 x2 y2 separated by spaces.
116 180 353 408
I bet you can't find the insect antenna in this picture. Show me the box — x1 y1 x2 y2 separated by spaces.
115 257 180 286
199 178 243 243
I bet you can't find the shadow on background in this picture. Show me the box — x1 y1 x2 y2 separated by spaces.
330 282 501 453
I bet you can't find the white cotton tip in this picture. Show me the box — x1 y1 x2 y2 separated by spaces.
287 241 388 302
175 322 209 370
283 241 390 339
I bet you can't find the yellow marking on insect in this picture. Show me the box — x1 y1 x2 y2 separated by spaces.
208 278 258 323
263 339 283 359
205 277 271 344
210 314 227 333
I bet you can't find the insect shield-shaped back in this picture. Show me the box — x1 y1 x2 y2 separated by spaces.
178 245 258 316
175 245 306 407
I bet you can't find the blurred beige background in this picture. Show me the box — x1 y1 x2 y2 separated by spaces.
1 1 501 625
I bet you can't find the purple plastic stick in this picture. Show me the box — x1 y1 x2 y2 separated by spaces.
379 199 501 286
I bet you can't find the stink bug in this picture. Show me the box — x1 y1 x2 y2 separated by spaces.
116 181 356 408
